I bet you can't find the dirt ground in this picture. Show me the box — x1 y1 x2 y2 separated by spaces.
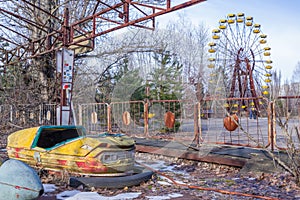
31 153 300 200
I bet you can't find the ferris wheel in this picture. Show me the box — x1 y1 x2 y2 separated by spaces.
207 13 273 113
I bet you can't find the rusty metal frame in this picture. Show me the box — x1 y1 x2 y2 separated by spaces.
1 0 206 64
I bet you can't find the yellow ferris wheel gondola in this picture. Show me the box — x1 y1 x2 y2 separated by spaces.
246 16 253 26
265 65 272 69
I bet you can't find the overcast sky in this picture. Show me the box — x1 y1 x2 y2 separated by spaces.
157 0 300 81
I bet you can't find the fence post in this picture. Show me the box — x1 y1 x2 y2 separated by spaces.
39 105 42 125
193 102 201 145
272 100 276 151
144 101 149 137
198 102 203 144
10 105 13 122
107 104 112 133
78 104 82 125
268 101 275 151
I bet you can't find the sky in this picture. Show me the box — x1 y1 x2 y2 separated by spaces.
157 0 300 81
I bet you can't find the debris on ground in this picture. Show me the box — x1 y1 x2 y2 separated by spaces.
35 153 300 200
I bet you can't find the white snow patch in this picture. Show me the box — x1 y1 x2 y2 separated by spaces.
56 190 81 200
158 175 188 186
162 165 176 172
146 193 183 200
136 160 167 171
146 196 170 200
157 181 172 186
136 159 190 178
56 191 141 200
168 193 183 198
158 176 172 183
173 180 187 185
43 184 58 193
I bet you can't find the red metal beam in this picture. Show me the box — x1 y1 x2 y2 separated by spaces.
277 96 300 99
0 8 48 34
68 0 206 46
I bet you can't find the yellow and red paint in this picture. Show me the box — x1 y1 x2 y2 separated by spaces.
6 126 135 175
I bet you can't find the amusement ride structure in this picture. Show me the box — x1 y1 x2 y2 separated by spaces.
0 0 206 125
207 13 273 114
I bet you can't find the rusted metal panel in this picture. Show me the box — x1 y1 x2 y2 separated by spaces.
164 111 175 128
223 114 239 131
135 145 246 168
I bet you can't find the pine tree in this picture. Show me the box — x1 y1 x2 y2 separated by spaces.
149 51 183 101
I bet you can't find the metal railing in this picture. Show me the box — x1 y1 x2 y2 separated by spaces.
198 97 270 148
1 96 300 151
0 104 57 129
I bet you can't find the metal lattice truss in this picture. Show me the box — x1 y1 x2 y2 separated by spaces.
0 0 206 65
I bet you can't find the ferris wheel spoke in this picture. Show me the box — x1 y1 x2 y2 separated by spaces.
252 48 265 57
246 36 261 55
245 25 255 49
227 24 239 47
235 22 244 46
219 32 238 53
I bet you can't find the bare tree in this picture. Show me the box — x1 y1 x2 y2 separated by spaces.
72 17 210 104
271 70 282 98
291 62 300 83
290 62 300 95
